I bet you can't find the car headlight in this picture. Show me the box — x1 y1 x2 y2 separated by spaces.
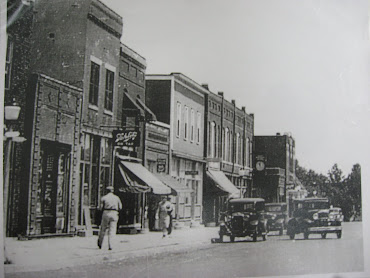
271 215 276 220
329 213 335 220
313 213 318 220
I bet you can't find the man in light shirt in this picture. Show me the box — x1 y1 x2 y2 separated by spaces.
98 185 122 250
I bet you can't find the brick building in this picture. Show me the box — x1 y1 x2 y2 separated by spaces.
145 73 207 226
253 133 296 203
202 88 254 226
4 0 170 236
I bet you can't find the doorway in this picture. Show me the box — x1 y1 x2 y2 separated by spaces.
39 141 71 234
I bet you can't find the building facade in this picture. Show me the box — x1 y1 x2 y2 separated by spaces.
253 133 296 203
202 88 254 226
146 73 207 226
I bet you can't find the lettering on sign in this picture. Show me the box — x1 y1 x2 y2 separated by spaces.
113 129 140 147
185 171 198 175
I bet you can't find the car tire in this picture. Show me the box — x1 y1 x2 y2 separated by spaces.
321 233 327 239
279 227 284 236
230 236 235 243
219 234 224 243
289 233 295 240
304 231 309 240
262 234 266 241
253 233 257 242
337 231 342 239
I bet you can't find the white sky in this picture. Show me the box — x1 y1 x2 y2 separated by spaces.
102 0 370 176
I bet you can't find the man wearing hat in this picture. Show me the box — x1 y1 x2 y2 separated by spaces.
97 185 122 250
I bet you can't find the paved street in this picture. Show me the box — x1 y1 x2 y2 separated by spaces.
5 222 364 278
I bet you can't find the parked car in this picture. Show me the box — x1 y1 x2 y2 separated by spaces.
216 198 268 242
329 207 344 223
287 197 342 240
265 203 288 235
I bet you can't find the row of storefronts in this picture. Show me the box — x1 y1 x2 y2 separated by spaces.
4 0 304 237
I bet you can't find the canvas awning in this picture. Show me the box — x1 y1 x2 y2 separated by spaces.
154 174 193 196
118 159 171 195
207 170 240 195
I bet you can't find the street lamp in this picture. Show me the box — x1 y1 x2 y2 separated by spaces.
3 99 26 236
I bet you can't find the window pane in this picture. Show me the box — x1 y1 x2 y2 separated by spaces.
89 62 100 105
104 69 114 111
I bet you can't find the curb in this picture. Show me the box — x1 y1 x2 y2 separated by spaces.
4 239 213 274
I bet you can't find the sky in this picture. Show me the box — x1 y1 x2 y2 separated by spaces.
102 0 370 176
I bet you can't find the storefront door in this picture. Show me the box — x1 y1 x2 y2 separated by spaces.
40 141 71 234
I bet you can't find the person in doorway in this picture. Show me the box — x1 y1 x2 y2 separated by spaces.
156 195 174 238
97 185 122 250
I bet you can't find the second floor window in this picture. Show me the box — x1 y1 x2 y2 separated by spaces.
197 112 201 144
104 69 114 111
176 102 181 137
89 62 100 105
5 39 13 90
190 109 195 142
184 106 189 140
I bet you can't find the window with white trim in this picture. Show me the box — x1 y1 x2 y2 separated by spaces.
210 122 216 157
184 106 188 140
190 109 195 142
89 62 100 105
176 102 181 137
104 69 114 111
236 133 240 164
197 112 201 144
224 128 229 161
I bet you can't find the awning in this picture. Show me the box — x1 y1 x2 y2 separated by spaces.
119 160 171 195
207 170 240 195
154 174 193 196
123 93 156 122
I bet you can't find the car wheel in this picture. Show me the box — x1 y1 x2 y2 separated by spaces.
289 233 295 240
262 234 266 241
219 234 224 243
253 233 257 242
279 227 284 236
321 233 327 239
304 231 309 240
230 236 235 243
337 231 342 239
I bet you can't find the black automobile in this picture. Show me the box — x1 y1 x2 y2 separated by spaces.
287 197 342 240
216 198 268 243
265 203 288 235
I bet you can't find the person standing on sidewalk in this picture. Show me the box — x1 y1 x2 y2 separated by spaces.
156 196 173 238
167 196 175 236
98 185 122 250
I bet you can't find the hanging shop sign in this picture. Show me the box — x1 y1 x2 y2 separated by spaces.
113 129 140 147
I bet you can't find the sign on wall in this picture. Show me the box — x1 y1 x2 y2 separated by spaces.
113 129 140 147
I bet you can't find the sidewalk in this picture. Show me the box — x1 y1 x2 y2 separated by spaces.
4 227 219 274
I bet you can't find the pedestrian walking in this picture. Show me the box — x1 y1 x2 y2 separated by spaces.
97 185 122 250
156 195 174 238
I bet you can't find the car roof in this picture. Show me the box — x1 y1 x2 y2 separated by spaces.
295 197 329 202
229 198 265 204
266 203 287 206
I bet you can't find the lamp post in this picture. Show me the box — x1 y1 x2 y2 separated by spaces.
3 99 26 237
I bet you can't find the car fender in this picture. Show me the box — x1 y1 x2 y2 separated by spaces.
275 218 284 224
250 220 259 226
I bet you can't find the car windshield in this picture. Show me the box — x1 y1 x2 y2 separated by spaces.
304 201 329 209
229 201 264 212
266 205 283 212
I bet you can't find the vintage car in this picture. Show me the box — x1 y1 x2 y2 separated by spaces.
216 198 268 242
287 197 342 240
265 203 288 235
329 207 344 223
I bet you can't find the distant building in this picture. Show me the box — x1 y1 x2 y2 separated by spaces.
146 73 207 226
203 88 254 226
253 133 296 203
